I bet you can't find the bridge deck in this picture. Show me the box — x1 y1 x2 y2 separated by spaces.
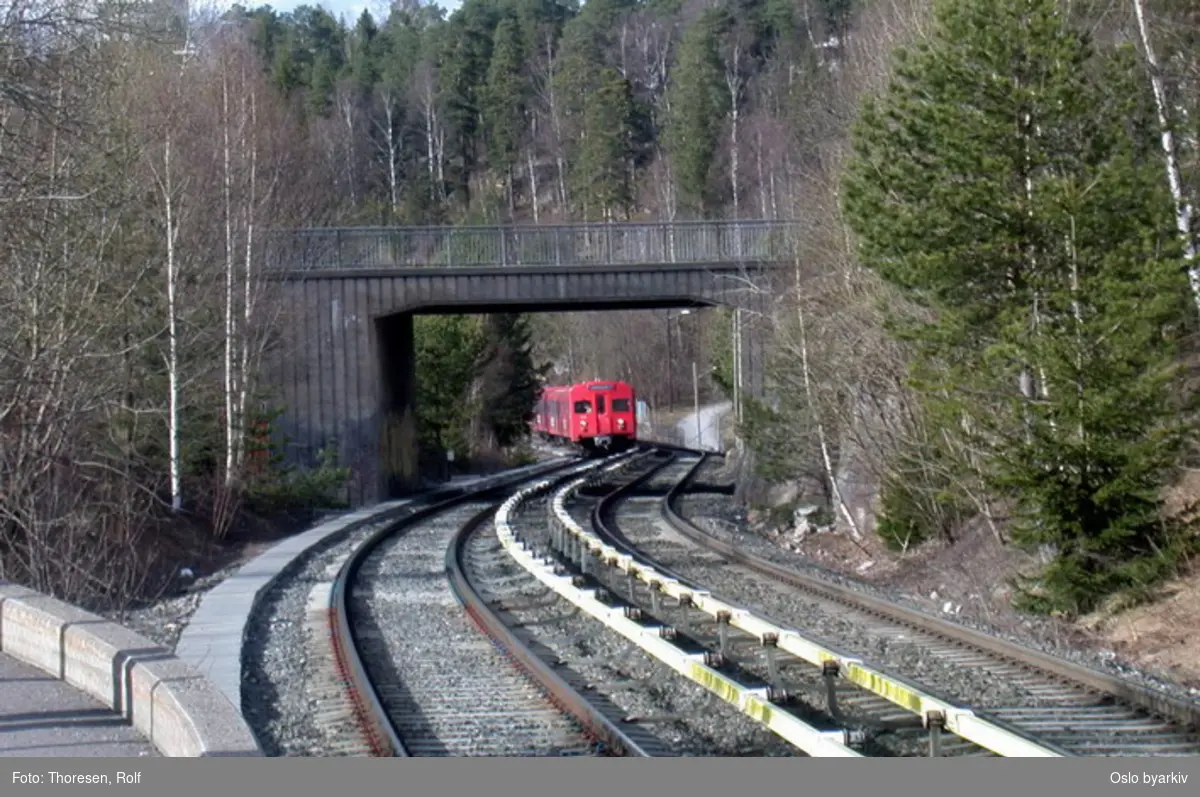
265 220 797 272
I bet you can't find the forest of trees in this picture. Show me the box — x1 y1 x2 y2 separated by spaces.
0 0 1197 620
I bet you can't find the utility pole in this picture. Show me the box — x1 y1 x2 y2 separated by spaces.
665 308 693 414
665 311 673 412
693 360 701 450
732 308 741 424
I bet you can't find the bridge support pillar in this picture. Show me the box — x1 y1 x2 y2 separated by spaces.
377 312 420 499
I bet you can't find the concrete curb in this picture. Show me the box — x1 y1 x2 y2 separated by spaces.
0 582 262 757
175 498 417 714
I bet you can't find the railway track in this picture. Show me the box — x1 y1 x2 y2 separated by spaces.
318 451 800 757
457 490 797 756
588 448 1200 757
558 453 940 756
240 458 621 756
503 453 869 756
348 498 605 756
326 457 666 757
241 441 1198 759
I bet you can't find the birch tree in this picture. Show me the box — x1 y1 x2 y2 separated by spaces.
144 49 193 513
1131 0 1200 316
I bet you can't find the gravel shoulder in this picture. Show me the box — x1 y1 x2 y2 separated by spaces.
99 532 296 651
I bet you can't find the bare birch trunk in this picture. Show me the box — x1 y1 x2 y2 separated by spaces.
1132 0 1200 316
236 86 260 475
528 148 540 223
385 94 399 213
163 135 183 512
421 78 444 202
435 122 446 201
340 93 357 206
756 127 768 218
222 68 237 487
795 263 863 541
1067 218 1085 444
726 48 741 223
1017 91 1042 443
546 33 568 214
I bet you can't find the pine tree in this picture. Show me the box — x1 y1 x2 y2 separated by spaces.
841 0 1195 615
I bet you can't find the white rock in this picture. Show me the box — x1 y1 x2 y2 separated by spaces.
942 600 953 614
930 591 939 600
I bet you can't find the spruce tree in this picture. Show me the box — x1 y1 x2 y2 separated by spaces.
665 8 729 217
350 11 380 100
841 0 1194 615
414 315 487 460
483 17 527 212
574 67 634 220
477 313 548 448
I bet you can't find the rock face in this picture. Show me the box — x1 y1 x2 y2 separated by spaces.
724 386 888 544
833 453 879 539
830 391 890 540
730 439 773 507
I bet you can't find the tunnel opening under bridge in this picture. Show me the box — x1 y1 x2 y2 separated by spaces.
375 298 723 502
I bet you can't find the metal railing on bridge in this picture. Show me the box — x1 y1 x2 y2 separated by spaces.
263 220 798 272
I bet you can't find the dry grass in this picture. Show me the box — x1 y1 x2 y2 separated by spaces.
1079 568 1200 689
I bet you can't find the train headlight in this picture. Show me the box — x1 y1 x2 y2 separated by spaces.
618 419 626 429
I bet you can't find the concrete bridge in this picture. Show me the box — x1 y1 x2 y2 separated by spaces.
262 220 796 506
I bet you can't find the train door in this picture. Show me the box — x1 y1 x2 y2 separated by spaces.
595 392 610 436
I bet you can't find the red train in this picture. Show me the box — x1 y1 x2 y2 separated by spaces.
531 380 638 452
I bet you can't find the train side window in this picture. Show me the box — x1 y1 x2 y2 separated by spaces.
612 398 630 412
573 400 591 413
596 395 606 414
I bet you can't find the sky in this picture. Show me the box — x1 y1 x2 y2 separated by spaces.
204 0 463 24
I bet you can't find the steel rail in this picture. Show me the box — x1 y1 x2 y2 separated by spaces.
445 476 661 757
571 450 1068 757
662 453 1200 753
495 454 864 757
328 457 589 756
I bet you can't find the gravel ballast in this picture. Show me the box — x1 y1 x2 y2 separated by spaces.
674 457 1200 707
240 516 403 756
496 492 802 757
